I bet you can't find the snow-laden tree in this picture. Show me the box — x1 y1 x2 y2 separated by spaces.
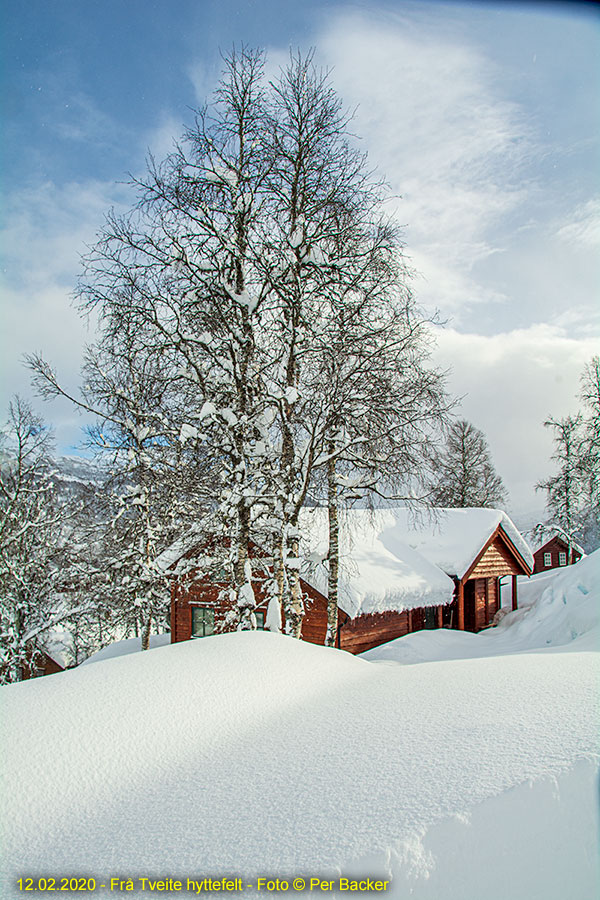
578 356 600 549
0 398 85 682
301 286 452 645
29 322 213 649
29 47 453 641
535 357 600 555
62 48 280 632
430 419 507 509
249 52 451 638
536 414 584 555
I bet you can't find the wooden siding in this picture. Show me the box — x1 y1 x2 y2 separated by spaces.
299 582 333 646
171 573 332 646
473 578 488 631
340 609 410 655
469 534 525 579
462 576 499 632
20 651 65 680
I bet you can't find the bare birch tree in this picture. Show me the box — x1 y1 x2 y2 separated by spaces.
0 399 85 682
430 419 507 509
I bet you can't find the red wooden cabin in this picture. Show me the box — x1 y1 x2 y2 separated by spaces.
167 508 533 656
532 535 583 574
19 648 66 680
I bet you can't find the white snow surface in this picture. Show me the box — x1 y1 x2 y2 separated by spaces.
299 506 532 616
1 552 598 899
80 633 171 665
379 506 533 577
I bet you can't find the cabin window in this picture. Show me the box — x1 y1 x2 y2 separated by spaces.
254 610 265 630
543 552 552 567
559 552 567 566
191 606 215 638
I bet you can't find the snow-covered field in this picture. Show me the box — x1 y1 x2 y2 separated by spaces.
1 553 598 900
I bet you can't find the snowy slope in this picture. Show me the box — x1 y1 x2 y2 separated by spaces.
2 554 598 900
80 633 171 665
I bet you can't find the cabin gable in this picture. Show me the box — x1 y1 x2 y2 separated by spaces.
463 526 532 582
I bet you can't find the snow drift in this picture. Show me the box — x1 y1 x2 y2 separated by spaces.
1 555 598 899
364 547 600 665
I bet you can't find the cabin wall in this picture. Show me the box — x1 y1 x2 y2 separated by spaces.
20 652 64 680
172 575 330 645
462 576 500 632
473 577 494 631
339 609 410 655
299 583 330 646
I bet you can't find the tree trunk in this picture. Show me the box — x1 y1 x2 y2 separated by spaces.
141 614 152 651
325 445 339 647
234 500 256 629
283 522 304 638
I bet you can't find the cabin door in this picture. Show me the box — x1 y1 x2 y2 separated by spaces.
423 607 437 629
463 580 476 632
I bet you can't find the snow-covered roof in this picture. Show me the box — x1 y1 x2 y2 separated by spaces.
155 525 205 574
40 628 74 669
157 506 532 620
299 507 533 618
377 507 534 579
529 530 585 556
299 508 454 617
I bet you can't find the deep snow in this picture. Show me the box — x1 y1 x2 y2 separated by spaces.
1 554 598 900
81 633 171 665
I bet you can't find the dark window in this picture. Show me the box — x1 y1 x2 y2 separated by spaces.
543 552 552 567
559 552 567 566
423 607 437 630
254 610 265 630
191 606 215 638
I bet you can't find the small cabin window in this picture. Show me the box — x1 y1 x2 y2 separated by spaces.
254 610 265 630
558 552 567 566
191 606 215 638
543 552 552 567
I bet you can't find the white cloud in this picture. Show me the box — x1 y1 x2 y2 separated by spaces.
555 197 600 248
312 8 530 316
0 178 127 446
144 114 186 161
187 58 222 105
433 324 597 513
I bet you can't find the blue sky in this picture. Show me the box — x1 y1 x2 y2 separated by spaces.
1 0 599 513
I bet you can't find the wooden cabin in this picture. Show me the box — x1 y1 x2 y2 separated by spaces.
168 508 534 656
20 648 66 680
532 534 583 574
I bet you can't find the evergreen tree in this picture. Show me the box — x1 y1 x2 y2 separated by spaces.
536 414 584 553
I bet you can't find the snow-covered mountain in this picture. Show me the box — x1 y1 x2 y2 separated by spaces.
1 552 598 899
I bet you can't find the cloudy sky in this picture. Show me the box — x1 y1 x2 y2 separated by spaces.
1 0 598 517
